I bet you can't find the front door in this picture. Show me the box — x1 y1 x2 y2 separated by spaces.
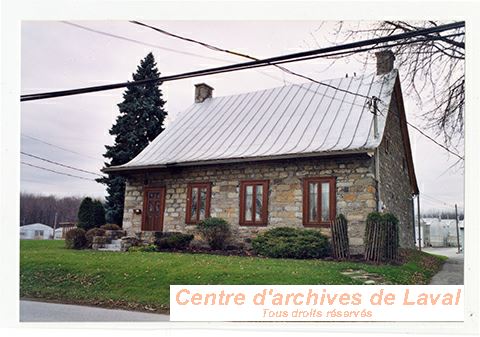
142 187 165 231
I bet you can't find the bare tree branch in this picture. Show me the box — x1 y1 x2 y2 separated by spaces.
311 21 465 149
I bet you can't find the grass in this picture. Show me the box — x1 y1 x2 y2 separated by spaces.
20 240 446 313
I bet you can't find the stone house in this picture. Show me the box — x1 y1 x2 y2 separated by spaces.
105 51 419 251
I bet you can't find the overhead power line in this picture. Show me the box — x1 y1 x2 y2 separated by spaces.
21 21 464 102
62 21 298 86
21 151 104 177
61 21 233 64
21 161 97 182
22 133 103 162
130 20 372 100
421 193 462 209
406 121 464 160
131 20 464 88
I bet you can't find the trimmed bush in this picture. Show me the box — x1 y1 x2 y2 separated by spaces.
85 228 106 247
156 232 194 250
100 223 121 230
65 228 87 249
92 236 107 244
197 217 231 250
252 227 331 259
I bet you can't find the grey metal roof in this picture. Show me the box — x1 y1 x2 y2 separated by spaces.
112 70 398 170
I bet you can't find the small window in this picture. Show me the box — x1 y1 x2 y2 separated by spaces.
34 230 44 236
186 183 212 224
303 177 336 227
239 180 269 226
385 138 390 154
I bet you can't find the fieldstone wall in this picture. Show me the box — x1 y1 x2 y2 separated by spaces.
122 155 378 252
377 87 415 248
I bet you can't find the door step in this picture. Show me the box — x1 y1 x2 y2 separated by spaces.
96 239 123 252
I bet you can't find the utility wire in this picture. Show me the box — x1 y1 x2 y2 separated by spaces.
22 134 103 162
374 100 464 160
19 34 458 102
21 21 464 102
61 21 299 88
130 16 371 100
436 157 463 178
421 193 461 209
61 21 233 64
406 121 464 160
21 161 97 182
21 151 104 177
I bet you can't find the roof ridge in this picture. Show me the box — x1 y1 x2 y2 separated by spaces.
209 70 389 100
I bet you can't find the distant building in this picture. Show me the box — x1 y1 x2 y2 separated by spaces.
54 222 76 239
419 218 463 249
458 220 465 251
20 223 53 240
415 219 431 248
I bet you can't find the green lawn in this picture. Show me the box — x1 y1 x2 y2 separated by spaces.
20 240 446 313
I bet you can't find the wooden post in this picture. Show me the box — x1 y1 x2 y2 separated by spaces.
411 197 416 247
455 204 461 253
53 212 58 240
417 195 422 251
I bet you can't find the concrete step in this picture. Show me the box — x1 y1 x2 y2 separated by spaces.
94 239 124 252
98 242 122 251
97 246 122 252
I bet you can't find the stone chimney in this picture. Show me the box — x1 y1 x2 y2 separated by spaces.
375 50 395 75
194 83 213 103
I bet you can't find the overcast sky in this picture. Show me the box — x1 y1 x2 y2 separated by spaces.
20 20 464 212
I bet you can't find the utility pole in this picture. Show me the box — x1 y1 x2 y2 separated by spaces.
53 212 58 240
417 194 422 251
455 204 461 253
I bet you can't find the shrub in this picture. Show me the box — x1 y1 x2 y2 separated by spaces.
128 244 157 252
100 223 121 230
156 232 194 250
92 236 107 245
252 227 331 259
65 228 87 249
197 217 231 250
85 228 106 247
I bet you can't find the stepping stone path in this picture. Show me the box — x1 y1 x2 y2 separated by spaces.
341 269 392 285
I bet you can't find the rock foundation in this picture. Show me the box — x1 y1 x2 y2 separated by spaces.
122 156 380 252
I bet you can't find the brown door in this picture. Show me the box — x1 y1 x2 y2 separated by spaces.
142 187 165 231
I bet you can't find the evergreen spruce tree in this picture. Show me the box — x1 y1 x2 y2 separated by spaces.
92 200 106 227
98 53 167 225
77 197 95 230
